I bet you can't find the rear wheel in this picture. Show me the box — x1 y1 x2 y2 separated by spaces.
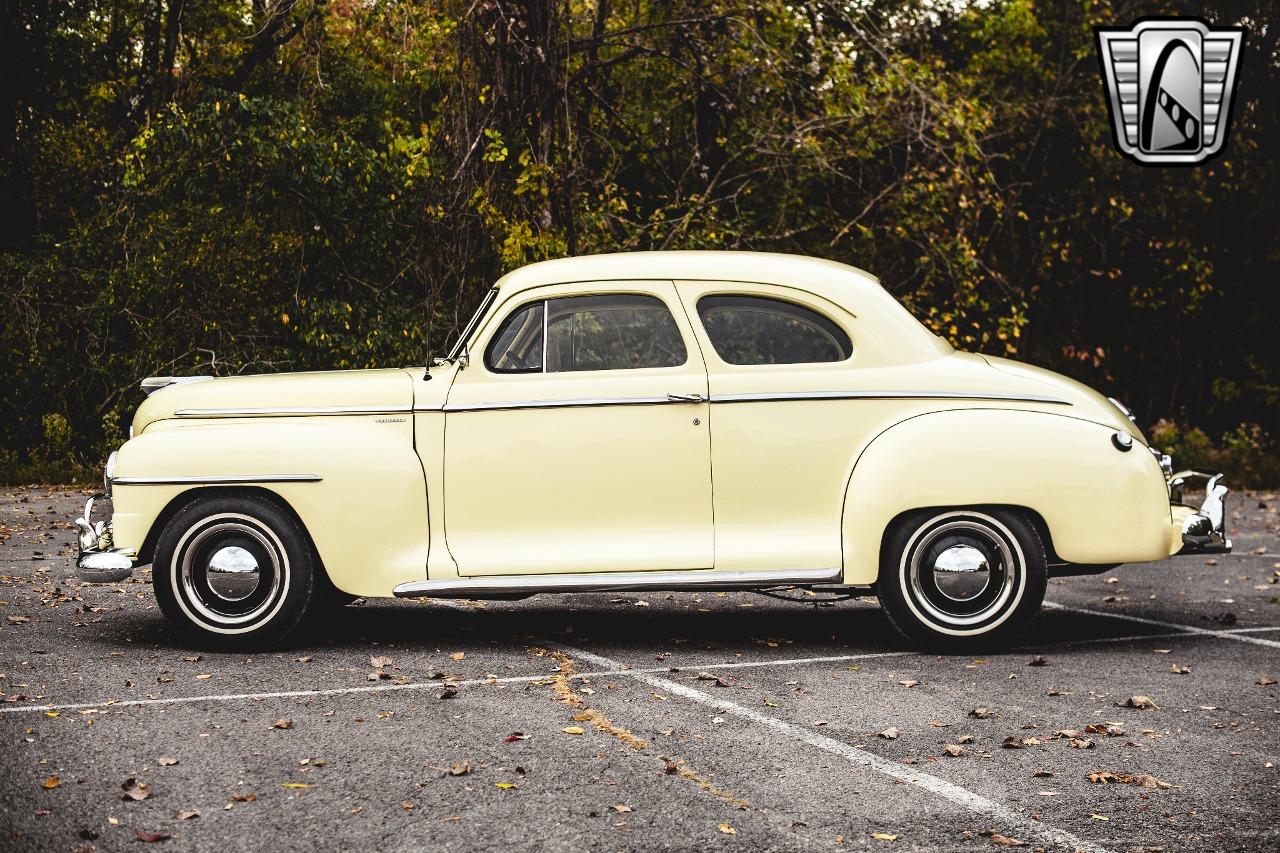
152 493 318 649
877 508 1046 651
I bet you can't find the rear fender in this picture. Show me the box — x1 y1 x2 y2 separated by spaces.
840 409 1170 584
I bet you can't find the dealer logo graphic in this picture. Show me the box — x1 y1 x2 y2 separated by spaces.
1096 18 1245 165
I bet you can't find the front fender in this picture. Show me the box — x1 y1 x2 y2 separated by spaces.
111 417 429 597
840 409 1171 584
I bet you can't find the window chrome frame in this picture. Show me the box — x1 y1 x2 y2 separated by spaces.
445 288 498 363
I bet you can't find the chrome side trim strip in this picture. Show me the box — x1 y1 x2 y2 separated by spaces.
112 475 323 486
393 567 842 598
173 405 410 418
710 390 1072 406
443 395 674 413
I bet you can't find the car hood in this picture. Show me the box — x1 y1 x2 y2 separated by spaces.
131 368 416 434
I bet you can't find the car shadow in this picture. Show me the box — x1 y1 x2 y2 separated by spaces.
90 595 1177 657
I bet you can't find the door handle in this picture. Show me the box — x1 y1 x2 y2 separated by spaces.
666 393 707 403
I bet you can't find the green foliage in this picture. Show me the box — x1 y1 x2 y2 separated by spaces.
1150 420 1280 489
0 0 1276 482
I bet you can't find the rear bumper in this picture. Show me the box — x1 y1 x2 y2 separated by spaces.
75 494 136 583
1170 472 1231 555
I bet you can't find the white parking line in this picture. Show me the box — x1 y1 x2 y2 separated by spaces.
1044 601 1280 649
557 642 1117 853
3 620 1274 716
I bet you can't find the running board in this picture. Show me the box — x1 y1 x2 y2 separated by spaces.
392 568 843 599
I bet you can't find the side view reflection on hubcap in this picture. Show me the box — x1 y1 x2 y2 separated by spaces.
931 543 991 601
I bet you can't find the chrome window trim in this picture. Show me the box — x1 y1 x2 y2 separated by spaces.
112 474 323 486
446 288 498 362
173 405 411 418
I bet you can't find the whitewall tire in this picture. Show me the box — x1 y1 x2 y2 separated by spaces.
153 493 318 648
877 509 1047 650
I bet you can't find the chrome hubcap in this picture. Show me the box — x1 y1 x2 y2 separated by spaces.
904 516 1021 629
177 518 285 627
931 544 991 601
206 546 262 602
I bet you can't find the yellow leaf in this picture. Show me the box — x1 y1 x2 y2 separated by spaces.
872 833 899 841
495 782 517 790
718 823 736 835
281 783 315 789
1090 814 1109 821
42 776 60 789
44 711 59 718
562 726 585 735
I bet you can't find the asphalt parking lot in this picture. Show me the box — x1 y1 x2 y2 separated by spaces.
1 487 1277 852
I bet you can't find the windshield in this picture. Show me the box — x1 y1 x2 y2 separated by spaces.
445 288 498 361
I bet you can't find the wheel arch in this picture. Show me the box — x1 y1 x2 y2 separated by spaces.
876 503 1059 585
137 486 321 571
841 407 1171 584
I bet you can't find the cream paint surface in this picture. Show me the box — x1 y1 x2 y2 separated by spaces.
106 252 1176 597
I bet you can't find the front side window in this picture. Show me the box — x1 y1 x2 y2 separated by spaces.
485 293 686 374
696 294 852 365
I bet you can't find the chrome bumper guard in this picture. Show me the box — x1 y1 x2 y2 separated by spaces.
75 495 135 583
1171 471 1231 555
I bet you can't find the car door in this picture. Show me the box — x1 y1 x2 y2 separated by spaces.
442 281 713 576
673 281 862 573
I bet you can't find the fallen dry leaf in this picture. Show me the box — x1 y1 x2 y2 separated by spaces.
969 707 995 719
1258 676 1277 686
871 832 898 841
1069 737 1095 749
232 793 256 802
157 756 178 766
494 782 517 790
1001 736 1040 749
1122 695 1158 709
878 727 900 740
1170 664 1191 675
121 778 151 801
718 822 737 835
562 726 585 735
42 776 59 789
438 684 458 700
1088 770 1172 789
1027 656 1048 667
271 719 293 730
370 655 393 668
898 679 919 688
401 801 414 810
280 783 315 790
986 832 1029 847
612 804 632 813
195 673 212 680
450 652 465 661
176 809 200 820
448 760 471 776
942 744 964 757
135 830 170 843
503 732 529 743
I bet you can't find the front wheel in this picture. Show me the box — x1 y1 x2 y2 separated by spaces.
877 509 1046 651
152 493 318 649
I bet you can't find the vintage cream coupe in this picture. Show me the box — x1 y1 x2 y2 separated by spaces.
75 252 1230 648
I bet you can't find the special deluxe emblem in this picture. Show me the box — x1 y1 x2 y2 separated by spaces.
1096 18 1245 165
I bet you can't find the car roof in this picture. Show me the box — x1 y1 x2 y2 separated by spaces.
491 251 881 299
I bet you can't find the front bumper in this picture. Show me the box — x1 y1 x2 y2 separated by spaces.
1169 472 1231 555
75 494 136 583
